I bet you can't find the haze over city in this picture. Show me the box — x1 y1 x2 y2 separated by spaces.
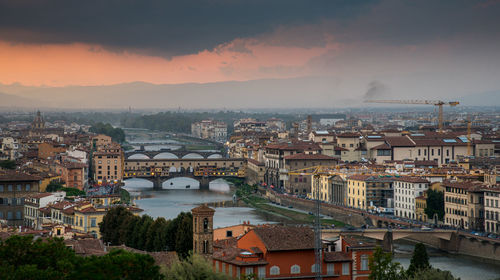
1 0 500 108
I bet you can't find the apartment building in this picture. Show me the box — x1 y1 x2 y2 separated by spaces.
0 171 40 226
191 120 228 142
346 175 394 210
393 177 429 219
444 181 484 231
336 133 362 162
283 153 337 194
24 192 65 229
92 143 124 183
484 187 500 234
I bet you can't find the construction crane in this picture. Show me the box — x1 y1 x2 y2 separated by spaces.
365 99 459 132
288 166 329 280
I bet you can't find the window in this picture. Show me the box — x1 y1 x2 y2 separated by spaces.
90 218 97 227
8 185 12 191
342 263 350 275
203 218 209 232
0 185 3 192
17 184 22 191
245 267 253 275
226 230 233 237
26 184 30 191
291 264 300 274
228 265 233 276
16 211 21 220
258 266 266 278
222 263 226 274
215 261 219 272
311 264 320 273
270 266 280 275
361 255 369 270
327 263 334 275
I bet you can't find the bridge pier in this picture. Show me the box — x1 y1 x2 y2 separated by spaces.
199 176 210 190
377 231 393 252
152 177 164 190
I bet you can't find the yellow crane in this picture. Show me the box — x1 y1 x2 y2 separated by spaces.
365 99 459 132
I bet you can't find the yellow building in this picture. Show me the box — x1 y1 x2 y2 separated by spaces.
73 202 107 238
347 175 394 210
89 194 121 207
39 174 62 192
444 180 484 231
415 194 427 222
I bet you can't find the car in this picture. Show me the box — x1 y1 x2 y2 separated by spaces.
288 205 293 209
421 226 432 231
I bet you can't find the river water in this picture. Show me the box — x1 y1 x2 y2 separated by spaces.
123 178 500 280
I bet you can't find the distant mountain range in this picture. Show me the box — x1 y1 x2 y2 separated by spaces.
0 80 498 109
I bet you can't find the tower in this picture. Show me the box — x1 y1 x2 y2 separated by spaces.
191 205 215 256
32 110 45 129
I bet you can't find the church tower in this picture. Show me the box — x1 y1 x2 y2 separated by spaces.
191 205 215 256
32 110 45 129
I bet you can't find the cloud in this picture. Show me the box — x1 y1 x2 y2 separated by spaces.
0 0 376 57
363 80 390 100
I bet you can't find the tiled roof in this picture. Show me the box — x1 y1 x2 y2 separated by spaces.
252 226 314 251
284 153 336 160
385 136 415 147
0 170 41 182
212 247 268 266
371 143 391 150
394 177 429 184
337 132 361 138
191 205 215 214
324 251 351 262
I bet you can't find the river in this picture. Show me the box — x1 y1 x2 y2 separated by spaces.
123 178 500 280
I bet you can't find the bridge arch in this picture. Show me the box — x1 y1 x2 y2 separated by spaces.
207 153 223 159
127 153 150 160
163 177 200 189
153 152 179 159
182 153 204 159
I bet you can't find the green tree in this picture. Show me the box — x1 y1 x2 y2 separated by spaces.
407 243 430 277
369 247 404 280
164 253 228 280
425 189 445 221
89 122 126 143
175 214 193 259
99 206 134 245
46 180 64 192
71 249 163 280
136 215 154 250
0 160 16 170
61 187 85 197
406 267 459 280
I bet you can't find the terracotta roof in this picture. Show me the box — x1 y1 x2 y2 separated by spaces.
191 205 215 214
252 226 314 251
385 136 415 147
65 239 106 256
442 180 484 191
324 251 351 262
394 177 429 184
337 132 360 138
212 247 268 266
247 158 264 166
371 143 391 150
0 170 41 182
284 153 336 161
347 174 394 182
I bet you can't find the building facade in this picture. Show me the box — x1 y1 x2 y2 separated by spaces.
394 177 429 219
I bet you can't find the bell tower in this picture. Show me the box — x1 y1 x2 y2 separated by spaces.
191 205 215 256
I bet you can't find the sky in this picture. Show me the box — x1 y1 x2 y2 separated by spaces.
0 0 499 107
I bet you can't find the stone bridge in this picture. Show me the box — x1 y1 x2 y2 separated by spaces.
124 158 246 190
125 148 224 160
323 228 457 252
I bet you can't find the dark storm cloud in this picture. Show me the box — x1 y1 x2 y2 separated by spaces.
0 0 499 57
0 0 377 57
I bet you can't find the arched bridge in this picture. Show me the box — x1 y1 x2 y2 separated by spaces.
125 149 224 160
124 158 246 190
322 228 457 252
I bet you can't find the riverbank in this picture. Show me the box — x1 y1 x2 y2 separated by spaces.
239 193 346 227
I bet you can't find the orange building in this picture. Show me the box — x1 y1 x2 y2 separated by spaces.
212 226 374 279
56 161 87 190
38 142 66 159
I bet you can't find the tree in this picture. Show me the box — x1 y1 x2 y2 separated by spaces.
100 206 134 245
407 243 430 277
89 122 126 143
61 188 85 197
46 180 64 192
425 189 444 221
164 253 228 280
369 247 404 280
406 267 459 280
0 160 16 170
174 214 193 259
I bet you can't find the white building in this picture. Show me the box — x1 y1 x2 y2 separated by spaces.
394 177 429 220
191 120 227 142
24 192 66 229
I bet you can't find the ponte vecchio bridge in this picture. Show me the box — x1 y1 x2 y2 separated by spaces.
124 154 246 189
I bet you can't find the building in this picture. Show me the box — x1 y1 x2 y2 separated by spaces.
246 159 265 186
56 161 87 190
393 177 429 219
37 142 66 159
24 192 65 229
0 171 41 226
192 205 215 257
415 194 427 222
92 143 124 183
484 186 500 234
346 175 394 211
443 180 484 231
191 120 227 142
336 133 362 162
212 226 374 279
311 174 346 205
283 153 338 194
